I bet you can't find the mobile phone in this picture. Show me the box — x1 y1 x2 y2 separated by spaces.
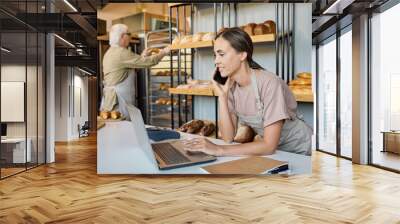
213 68 228 85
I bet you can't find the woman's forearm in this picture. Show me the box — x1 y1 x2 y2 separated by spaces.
218 141 276 156
218 96 235 142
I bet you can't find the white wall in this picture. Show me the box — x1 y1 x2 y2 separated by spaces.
55 67 89 141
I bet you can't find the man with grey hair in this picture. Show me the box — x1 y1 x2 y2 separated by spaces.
100 23 171 120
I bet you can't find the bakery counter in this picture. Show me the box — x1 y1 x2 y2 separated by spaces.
97 121 312 175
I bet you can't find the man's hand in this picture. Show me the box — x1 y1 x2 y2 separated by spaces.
141 48 151 57
161 45 172 55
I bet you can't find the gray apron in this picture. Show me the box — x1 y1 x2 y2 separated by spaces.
100 70 136 120
232 71 312 155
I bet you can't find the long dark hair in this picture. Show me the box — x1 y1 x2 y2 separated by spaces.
215 27 264 70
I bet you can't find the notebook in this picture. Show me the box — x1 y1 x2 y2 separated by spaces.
201 156 288 174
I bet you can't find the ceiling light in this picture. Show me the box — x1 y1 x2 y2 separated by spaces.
1 47 11 53
78 67 93 76
54 34 75 48
323 0 354 15
63 0 78 12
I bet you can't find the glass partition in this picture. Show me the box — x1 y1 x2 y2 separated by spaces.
317 36 337 155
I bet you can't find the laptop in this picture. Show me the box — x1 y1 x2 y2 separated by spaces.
126 104 216 170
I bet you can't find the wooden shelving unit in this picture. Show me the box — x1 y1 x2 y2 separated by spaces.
169 85 313 103
168 87 215 96
171 34 275 50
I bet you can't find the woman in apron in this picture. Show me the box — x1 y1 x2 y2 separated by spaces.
184 27 312 156
100 24 171 120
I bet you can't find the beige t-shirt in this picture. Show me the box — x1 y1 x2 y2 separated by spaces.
228 69 297 128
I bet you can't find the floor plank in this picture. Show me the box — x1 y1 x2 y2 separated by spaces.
0 134 400 223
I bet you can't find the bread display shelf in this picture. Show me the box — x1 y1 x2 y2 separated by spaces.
293 92 313 103
168 87 215 96
169 86 312 102
171 34 275 50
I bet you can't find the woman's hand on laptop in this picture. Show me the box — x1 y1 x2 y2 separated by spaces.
182 138 223 156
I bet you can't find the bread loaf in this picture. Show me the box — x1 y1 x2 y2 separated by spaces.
148 48 160 55
263 20 276 34
110 111 121 119
155 71 164 76
234 125 255 143
296 72 312 80
254 24 269 35
180 35 192 44
243 23 256 36
100 111 110 120
200 123 215 136
289 79 311 86
193 32 206 42
201 32 215 41
159 83 169 90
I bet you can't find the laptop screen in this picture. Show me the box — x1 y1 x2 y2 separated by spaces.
126 104 157 166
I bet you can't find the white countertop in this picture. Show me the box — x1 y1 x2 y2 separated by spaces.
97 121 312 175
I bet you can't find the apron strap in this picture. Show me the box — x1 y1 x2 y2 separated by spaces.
250 69 264 116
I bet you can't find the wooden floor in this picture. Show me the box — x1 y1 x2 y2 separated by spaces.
372 150 400 171
1 134 400 223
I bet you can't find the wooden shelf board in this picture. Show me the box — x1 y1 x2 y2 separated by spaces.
168 87 215 96
293 93 313 103
171 33 275 50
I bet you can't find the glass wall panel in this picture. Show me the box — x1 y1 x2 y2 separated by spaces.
371 3 400 171
0 1 46 179
340 29 352 158
1 31 28 177
317 36 337 154
27 31 38 169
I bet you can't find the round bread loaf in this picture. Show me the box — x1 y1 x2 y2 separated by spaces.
100 111 110 120
201 32 215 41
243 23 256 36
200 122 215 136
254 24 269 35
289 79 312 86
234 125 256 143
192 32 206 42
148 48 160 55
263 20 276 34
296 72 312 79
186 120 205 134
110 111 121 120
180 35 192 44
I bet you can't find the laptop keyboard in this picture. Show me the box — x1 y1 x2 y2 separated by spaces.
152 143 191 165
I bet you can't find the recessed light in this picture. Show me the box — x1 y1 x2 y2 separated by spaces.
1 47 11 53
